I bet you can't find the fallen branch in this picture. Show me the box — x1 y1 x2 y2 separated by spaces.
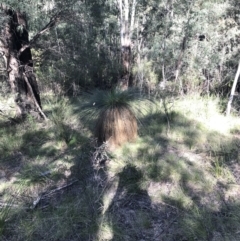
45 180 79 197
22 72 48 120
31 180 78 209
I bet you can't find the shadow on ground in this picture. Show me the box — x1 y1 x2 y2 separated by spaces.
1 100 240 241
103 164 179 241
115 110 240 240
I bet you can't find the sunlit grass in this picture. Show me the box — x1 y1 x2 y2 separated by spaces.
0 127 24 158
112 93 240 240
1 93 240 240
97 218 114 241
172 94 240 134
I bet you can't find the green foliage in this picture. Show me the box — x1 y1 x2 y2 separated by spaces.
132 60 158 87
15 163 49 186
1 0 240 239
48 97 81 145
1 0 239 97
0 126 23 158
0 197 14 235
82 88 149 120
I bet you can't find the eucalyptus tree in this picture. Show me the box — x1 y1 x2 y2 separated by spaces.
34 0 121 93
1 0 238 109
133 0 240 95
116 0 137 89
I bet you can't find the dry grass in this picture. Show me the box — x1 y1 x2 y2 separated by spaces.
1 93 240 241
81 88 148 150
95 106 137 149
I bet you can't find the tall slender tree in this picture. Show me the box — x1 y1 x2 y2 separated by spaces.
226 60 240 116
117 0 137 89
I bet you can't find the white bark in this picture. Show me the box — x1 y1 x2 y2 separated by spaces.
226 60 240 116
118 0 124 46
118 0 137 47
130 0 137 39
117 0 137 89
123 0 129 46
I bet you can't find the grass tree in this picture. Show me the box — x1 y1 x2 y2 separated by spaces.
82 88 146 149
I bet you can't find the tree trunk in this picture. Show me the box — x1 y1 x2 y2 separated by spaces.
0 7 44 118
226 60 240 116
117 0 136 90
174 5 192 91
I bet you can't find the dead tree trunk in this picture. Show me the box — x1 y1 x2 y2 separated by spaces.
226 60 240 116
0 6 44 118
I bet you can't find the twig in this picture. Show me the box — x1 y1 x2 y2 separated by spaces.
0 202 21 208
162 97 171 135
45 180 78 197
31 180 78 209
157 200 179 211
18 11 62 56
0 202 29 209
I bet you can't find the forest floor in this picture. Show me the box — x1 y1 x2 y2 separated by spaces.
1 93 240 241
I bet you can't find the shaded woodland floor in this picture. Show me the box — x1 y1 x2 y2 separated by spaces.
0 94 240 241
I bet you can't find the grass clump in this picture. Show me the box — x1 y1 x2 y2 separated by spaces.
0 199 13 235
82 88 149 149
47 97 82 146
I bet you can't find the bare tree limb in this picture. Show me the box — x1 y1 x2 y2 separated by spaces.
18 12 62 56
31 180 78 209
22 72 48 120
226 60 240 116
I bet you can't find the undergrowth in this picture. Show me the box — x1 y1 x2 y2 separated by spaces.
0 93 240 241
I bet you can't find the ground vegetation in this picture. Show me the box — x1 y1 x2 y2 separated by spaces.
0 0 240 240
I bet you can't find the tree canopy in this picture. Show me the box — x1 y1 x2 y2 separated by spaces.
0 0 239 100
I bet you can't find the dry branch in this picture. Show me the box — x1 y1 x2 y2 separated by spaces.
22 73 48 120
18 12 62 56
226 60 240 116
31 180 78 209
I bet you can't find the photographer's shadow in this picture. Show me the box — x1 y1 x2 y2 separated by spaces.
106 164 154 241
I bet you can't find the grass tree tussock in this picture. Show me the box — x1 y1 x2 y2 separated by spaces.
96 106 137 148
82 88 146 149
